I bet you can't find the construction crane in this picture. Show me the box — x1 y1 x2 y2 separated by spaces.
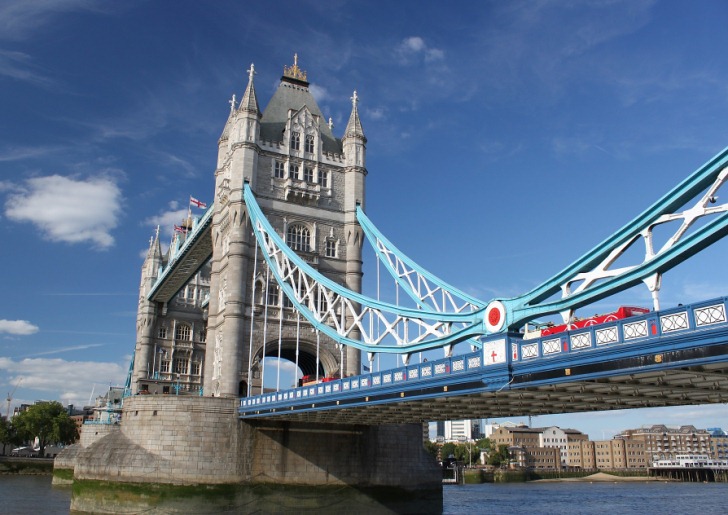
5 377 22 419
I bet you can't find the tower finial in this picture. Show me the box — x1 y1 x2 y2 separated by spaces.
247 63 255 82
283 54 307 82
229 94 236 112
351 90 359 107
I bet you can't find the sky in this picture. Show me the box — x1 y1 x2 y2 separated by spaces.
1 0 728 439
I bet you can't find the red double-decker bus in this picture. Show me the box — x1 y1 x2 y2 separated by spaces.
539 306 650 337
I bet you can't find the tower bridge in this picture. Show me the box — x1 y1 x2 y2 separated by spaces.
63 57 728 513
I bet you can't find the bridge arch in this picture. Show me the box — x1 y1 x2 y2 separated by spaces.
249 336 340 393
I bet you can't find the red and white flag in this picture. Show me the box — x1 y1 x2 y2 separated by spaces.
174 225 188 233
190 196 207 209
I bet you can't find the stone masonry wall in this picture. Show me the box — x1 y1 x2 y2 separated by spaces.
67 396 440 494
73 396 247 484
249 420 441 489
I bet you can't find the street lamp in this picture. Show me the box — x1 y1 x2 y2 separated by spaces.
175 374 181 395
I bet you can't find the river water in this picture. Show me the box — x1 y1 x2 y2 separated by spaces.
2 475 727 514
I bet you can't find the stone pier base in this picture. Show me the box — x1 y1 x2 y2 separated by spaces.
57 396 442 513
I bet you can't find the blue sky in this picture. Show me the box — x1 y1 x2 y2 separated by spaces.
2 0 728 439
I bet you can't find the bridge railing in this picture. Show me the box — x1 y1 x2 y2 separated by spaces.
511 297 727 364
239 297 728 414
240 342 515 412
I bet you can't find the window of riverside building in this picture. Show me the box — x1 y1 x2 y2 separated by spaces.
319 170 329 188
199 328 206 343
160 360 170 373
304 166 314 182
158 327 167 339
291 131 300 150
175 324 191 341
191 361 201 375
325 239 336 258
305 134 314 153
289 164 299 180
286 224 310 252
274 160 286 178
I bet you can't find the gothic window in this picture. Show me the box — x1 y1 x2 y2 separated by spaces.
274 160 286 179
174 358 188 374
289 164 299 180
158 327 167 339
319 170 329 188
199 326 207 343
267 283 279 306
160 359 170 373
175 323 191 341
191 361 201 375
304 134 314 153
325 239 337 258
286 224 310 252
304 166 314 183
291 131 300 150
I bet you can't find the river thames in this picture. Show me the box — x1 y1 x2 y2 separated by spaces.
2 475 728 514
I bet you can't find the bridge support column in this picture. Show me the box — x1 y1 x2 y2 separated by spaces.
61 396 442 514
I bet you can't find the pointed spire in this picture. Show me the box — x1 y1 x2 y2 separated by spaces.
344 90 366 140
145 225 163 270
239 63 260 114
219 93 236 141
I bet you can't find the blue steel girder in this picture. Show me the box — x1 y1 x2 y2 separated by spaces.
357 206 484 354
244 183 485 355
245 146 728 352
239 297 728 423
147 206 214 303
493 146 728 331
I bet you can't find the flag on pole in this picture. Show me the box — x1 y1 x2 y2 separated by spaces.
174 225 188 233
190 196 207 209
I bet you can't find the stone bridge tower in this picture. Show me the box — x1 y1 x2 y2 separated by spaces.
204 57 366 397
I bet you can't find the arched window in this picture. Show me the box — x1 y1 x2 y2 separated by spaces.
286 224 310 252
175 323 191 341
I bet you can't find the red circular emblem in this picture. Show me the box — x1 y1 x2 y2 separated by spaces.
488 308 501 326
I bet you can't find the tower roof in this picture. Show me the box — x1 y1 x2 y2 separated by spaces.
344 90 366 141
239 63 260 114
259 56 341 154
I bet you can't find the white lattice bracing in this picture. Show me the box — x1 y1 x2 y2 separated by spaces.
556 166 728 322
251 216 478 353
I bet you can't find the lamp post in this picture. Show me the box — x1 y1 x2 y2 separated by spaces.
155 348 165 379
175 374 181 395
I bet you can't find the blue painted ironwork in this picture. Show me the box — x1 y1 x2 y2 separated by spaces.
245 147 728 353
146 204 214 301
239 296 728 418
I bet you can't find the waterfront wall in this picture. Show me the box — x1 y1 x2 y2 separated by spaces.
249 419 441 490
73 396 245 484
63 396 440 493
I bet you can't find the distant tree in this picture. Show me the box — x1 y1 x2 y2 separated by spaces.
440 442 457 461
487 444 510 467
476 437 492 452
12 401 78 457
423 440 440 460
0 417 22 455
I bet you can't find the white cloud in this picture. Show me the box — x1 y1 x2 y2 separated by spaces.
0 356 126 408
4 174 123 249
0 0 109 41
0 49 53 85
143 201 189 239
0 320 39 335
309 83 329 103
397 36 445 64
0 143 61 162
365 107 386 121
